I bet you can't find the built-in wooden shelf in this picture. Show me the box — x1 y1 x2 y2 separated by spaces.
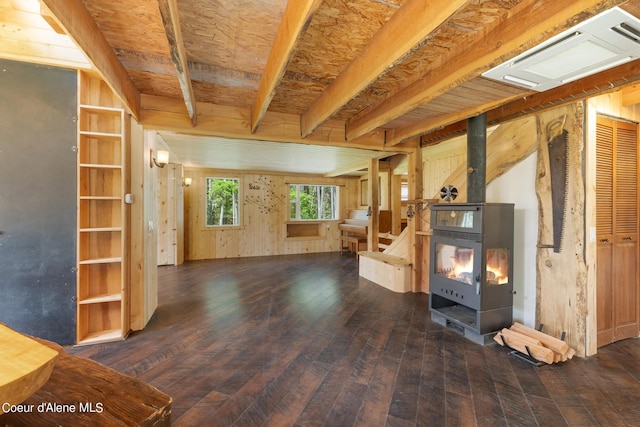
78 293 122 305
286 222 326 238
76 76 128 346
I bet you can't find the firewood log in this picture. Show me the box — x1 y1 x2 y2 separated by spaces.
510 322 570 355
494 329 554 364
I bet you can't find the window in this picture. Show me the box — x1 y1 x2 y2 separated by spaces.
401 179 409 201
205 177 239 226
289 184 338 220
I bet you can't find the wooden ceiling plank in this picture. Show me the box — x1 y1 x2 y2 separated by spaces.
300 0 468 139
386 92 525 146
40 0 140 119
421 58 640 145
345 0 625 142
158 0 197 126
251 0 323 133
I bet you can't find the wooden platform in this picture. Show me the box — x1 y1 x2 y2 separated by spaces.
0 334 171 426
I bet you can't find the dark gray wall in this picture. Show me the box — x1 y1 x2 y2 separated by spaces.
0 59 77 345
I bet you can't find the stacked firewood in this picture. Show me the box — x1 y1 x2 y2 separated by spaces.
493 322 576 364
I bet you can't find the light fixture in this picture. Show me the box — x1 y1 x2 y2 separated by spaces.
406 205 415 219
150 149 169 168
183 177 192 187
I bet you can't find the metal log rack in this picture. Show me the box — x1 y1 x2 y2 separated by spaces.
497 324 566 367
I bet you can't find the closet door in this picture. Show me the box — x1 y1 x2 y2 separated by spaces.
596 118 614 347
596 116 639 347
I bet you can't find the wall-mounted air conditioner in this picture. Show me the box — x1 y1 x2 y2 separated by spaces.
482 7 640 92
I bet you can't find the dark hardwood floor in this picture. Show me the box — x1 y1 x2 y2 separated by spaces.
69 253 640 427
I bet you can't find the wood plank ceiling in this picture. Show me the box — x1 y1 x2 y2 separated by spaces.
5 0 640 174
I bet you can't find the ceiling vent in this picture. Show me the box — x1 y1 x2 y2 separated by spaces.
482 7 640 92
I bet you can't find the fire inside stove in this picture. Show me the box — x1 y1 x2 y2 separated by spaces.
434 243 509 286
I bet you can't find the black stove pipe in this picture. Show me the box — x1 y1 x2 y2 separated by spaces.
467 113 487 203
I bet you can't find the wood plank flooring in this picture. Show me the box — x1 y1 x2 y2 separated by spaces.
69 253 640 426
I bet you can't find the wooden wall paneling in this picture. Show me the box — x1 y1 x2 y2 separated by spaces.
422 137 466 200
175 164 185 265
184 169 357 260
129 124 159 331
157 165 170 265
144 131 159 323
156 163 179 266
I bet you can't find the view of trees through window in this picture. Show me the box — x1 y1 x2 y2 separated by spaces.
289 184 338 220
206 177 239 226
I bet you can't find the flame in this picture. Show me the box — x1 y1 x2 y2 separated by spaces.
438 245 509 285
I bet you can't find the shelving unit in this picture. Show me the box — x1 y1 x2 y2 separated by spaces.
76 101 128 345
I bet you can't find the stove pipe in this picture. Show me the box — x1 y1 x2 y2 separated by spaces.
467 113 487 203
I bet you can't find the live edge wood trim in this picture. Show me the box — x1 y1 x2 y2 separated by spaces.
0 336 171 427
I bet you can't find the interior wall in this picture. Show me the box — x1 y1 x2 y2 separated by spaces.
184 169 359 260
486 153 538 328
0 59 77 344
129 126 159 331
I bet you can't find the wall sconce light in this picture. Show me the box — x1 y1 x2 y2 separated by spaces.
150 149 169 168
183 177 192 187
406 204 415 219
406 199 433 220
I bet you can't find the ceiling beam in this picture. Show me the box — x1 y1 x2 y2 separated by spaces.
140 94 416 153
158 0 197 126
345 0 625 142
40 0 140 119
251 0 323 133
300 0 468 139
324 160 368 177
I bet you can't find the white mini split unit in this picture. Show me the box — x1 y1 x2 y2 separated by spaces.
483 7 640 92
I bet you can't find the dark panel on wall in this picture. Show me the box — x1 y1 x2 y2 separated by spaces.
0 59 77 345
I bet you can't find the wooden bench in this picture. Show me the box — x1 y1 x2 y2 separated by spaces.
340 235 367 254
0 334 171 427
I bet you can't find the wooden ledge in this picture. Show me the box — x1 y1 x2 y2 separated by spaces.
358 251 412 266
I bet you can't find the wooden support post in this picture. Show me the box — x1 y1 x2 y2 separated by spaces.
391 172 402 235
408 146 423 292
368 158 379 252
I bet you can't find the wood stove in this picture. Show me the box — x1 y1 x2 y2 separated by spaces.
429 202 514 344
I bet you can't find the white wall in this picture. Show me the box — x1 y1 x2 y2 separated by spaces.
486 152 538 327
